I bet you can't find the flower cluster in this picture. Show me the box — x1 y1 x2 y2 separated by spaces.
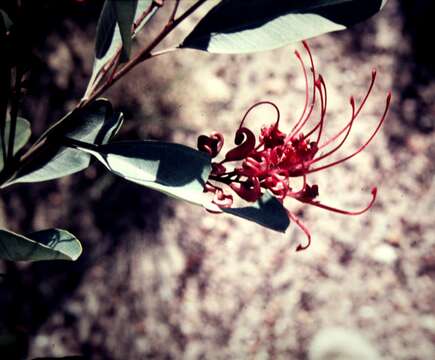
197 42 391 251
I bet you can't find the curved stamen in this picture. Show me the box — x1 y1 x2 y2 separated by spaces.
314 75 327 143
299 187 377 215
288 42 317 139
291 49 310 133
230 177 262 202
213 187 233 208
303 74 327 143
318 69 377 151
354 69 377 118
286 210 312 251
309 95 356 165
308 92 391 173
287 172 307 197
240 100 281 129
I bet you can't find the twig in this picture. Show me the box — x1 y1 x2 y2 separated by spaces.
149 47 177 58
169 0 181 23
81 0 208 108
84 0 162 102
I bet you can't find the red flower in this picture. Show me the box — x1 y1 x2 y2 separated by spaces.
198 41 391 251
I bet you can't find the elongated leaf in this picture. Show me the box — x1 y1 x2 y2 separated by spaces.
0 9 13 31
85 0 154 98
181 0 387 53
75 141 212 205
5 99 123 186
0 228 82 261
96 0 139 61
223 192 290 232
113 0 139 60
95 0 118 60
0 117 31 171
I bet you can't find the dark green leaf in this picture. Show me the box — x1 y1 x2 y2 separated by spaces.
113 0 139 61
0 9 13 32
5 99 123 186
223 192 290 232
0 117 31 171
0 228 82 261
181 0 387 53
95 0 139 61
95 0 118 60
85 0 154 97
75 141 212 205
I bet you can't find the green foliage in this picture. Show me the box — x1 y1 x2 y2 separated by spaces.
5 99 122 186
73 140 212 206
0 9 13 31
0 228 82 261
96 0 139 61
224 192 290 233
0 117 31 171
87 0 154 96
95 0 118 60
113 0 139 60
69 139 290 232
181 0 386 53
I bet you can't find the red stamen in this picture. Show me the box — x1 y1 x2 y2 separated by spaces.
315 75 327 143
200 43 389 251
308 92 391 173
230 177 262 202
287 173 307 196
288 45 318 139
287 210 312 251
318 70 376 151
239 100 281 129
303 74 327 142
213 188 233 208
354 69 377 118
299 187 377 215
309 95 356 165
292 49 310 133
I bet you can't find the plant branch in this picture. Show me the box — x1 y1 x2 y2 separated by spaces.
81 0 208 108
149 47 177 58
0 0 208 187
83 0 161 102
169 0 181 23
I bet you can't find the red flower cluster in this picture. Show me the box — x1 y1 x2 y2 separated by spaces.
198 42 391 251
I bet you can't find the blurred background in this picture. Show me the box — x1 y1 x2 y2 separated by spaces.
0 0 434 359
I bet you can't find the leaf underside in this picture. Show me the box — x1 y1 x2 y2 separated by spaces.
223 192 290 232
8 99 122 185
78 141 212 206
181 0 385 53
0 228 82 261
0 117 31 171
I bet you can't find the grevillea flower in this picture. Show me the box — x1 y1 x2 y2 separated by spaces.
197 41 391 251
